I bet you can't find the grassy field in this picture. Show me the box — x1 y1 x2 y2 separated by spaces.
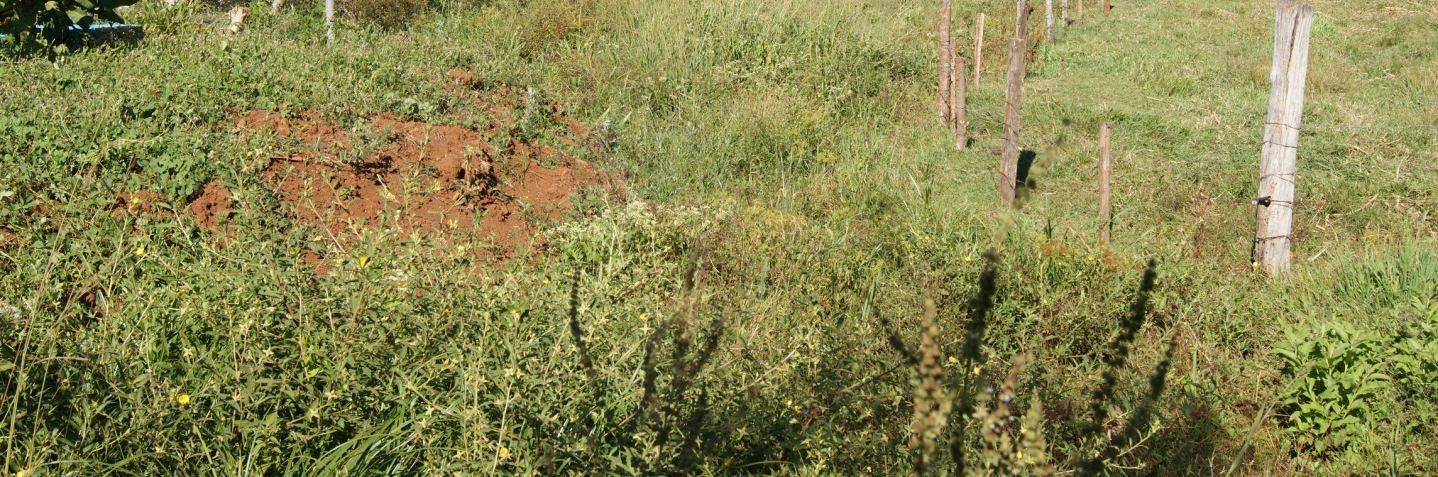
2 0 1436 474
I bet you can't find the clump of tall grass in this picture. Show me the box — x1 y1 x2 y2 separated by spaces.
344 0 431 31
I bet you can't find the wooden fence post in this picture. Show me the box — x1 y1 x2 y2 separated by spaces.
953 56 969 150
1077 0 1083 21
1014 0 1030 38
1099 123 1113 243
1045 0 1055 42
1254 1 1313 274
1102 0 1110 13
973 13 985 88
938 0 954 123
999 0 1031 204
324 0 335 43
1062 0 1070 25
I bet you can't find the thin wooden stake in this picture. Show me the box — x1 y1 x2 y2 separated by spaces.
973 13 985 88
1103 0 1110 13
1077 0 1083 21
938 0 954 122
324 0 335 43
1098 123 1113 243
1062 0 1070 25
1254 1 1313 274
1045 0 1055 43
999 0 1031 204
953 56 969 150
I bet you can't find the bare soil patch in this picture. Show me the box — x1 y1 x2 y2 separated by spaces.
233 70 615 263
189 181 233 231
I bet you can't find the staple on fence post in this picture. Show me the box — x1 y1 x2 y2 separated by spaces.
1253 1 1313 274
973 13 985 89
1099 123 1113 244
999 0 1031 204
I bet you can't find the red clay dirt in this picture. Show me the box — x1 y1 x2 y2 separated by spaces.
189 181 233 231
232 70 615 264
112 190 166 217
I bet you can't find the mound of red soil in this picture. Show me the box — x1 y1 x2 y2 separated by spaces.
189 181 233 230
235 74 613 262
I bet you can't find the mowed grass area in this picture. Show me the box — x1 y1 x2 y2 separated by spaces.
1 0 1436 474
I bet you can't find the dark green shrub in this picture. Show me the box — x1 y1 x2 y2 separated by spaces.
0 0 137 48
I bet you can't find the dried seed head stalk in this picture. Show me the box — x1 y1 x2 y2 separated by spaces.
909 298 950 475
974 353 1031 474
1019 391 1055 475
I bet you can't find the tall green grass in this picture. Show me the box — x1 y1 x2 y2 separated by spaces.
2 0 1436 474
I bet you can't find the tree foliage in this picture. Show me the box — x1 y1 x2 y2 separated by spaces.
1 0 138 46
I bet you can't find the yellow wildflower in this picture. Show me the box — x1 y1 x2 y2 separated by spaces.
176 394 191 406
135 245 146 257
497 446 510 458
358 256 370 268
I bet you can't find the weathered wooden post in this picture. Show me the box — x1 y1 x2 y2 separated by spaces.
324 0 335 43
999 0 1031 204
1062 0 1070 25
939 0 954 122
1045 0 1055 42
1102 0 1110 13
1098 123 1113 243
1077 0 1083 20
953 55 969 150
1253 1 1313 274
973 13 985 88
